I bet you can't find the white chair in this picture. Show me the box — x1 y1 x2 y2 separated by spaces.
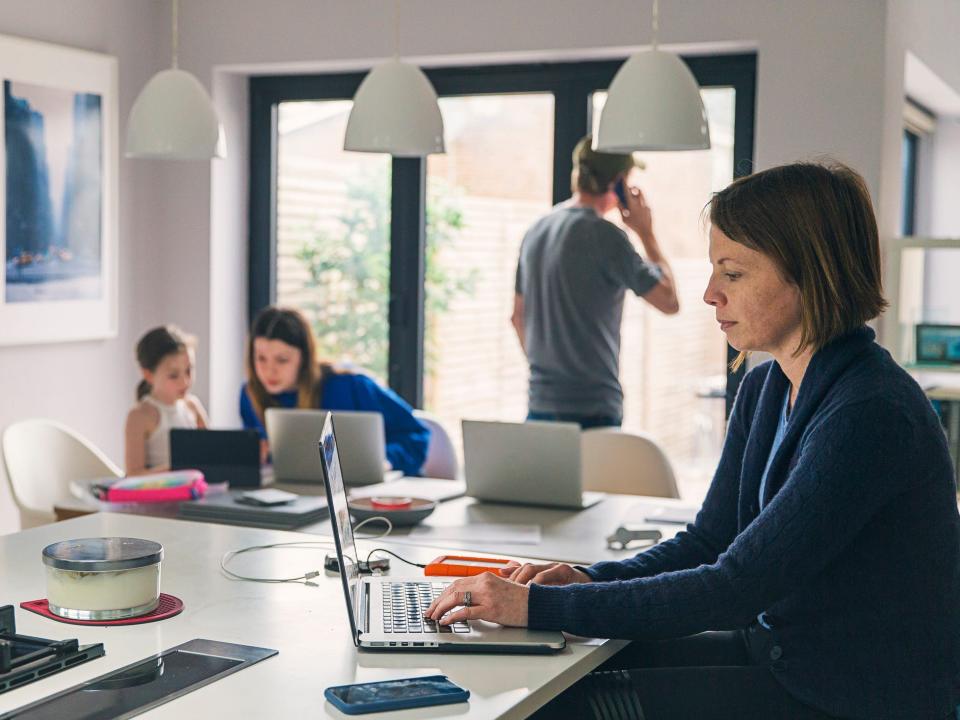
2 419 123 529
412 410 459 480
581 428 680 499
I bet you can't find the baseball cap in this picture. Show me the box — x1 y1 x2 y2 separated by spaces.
573 135 644 193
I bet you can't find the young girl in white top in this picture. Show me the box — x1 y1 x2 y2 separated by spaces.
124 326 208 474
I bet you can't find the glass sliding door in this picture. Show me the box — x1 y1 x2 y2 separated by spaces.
250 56 756 491
591 87 736 492
275 100 392 381
423 93 555 452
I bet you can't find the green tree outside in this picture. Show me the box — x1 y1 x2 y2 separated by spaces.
296 169 476 383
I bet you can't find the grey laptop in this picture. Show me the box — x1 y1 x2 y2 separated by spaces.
462 420 604 510
319 414 565 654
267 409 388 486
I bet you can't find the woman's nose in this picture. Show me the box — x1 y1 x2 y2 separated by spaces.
703 279 721 307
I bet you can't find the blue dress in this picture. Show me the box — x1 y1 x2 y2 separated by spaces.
239 373 430 476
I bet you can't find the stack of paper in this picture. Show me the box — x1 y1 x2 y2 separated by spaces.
408 523 541 545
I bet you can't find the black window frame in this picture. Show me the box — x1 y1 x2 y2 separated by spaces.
249 53 756 412
901 128 919 237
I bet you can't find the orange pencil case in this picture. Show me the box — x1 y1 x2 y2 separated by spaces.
424 555 516 577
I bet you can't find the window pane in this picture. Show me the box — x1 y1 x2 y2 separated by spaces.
424 94 555 453
275 100 392 381
592 88 736 497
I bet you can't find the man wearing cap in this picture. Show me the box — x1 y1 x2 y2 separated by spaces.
511 135 679 429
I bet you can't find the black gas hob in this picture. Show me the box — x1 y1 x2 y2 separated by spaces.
0 605 104 695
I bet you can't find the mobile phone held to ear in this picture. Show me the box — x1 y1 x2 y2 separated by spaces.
614 177 629 207
324 675 470 715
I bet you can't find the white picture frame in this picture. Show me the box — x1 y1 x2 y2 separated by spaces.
0 33 118 345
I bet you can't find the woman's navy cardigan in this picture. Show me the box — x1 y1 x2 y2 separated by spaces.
529 327 960 719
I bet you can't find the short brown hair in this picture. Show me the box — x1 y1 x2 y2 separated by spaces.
709 161 887 368
570 135 639 194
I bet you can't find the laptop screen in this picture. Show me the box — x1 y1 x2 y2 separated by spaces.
170 429 261 488
318 414 362 643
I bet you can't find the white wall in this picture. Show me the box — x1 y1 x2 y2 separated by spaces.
924 118 960 238
0 1 164 532
920 118 960 322
878 0 960 352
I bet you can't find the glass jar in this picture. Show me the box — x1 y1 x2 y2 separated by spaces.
42 537 163 620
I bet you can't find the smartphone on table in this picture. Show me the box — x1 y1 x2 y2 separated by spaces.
324 675 469 715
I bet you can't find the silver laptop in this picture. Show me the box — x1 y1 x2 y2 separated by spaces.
266 409 388 486
319 414 565 654
462 420 604 510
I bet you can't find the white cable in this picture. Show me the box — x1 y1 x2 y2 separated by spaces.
354 515 394 538
218 515 394 584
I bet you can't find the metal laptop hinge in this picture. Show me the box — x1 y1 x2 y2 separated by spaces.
358 582 370 636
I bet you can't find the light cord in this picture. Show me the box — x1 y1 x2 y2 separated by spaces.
651 0 659 50
171 0 179 69
393 0 400 59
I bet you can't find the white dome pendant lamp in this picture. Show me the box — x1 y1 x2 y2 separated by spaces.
344 0 445 156
595 0 710 152
126 0 226 160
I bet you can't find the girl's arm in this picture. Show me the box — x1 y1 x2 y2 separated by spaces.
239 385 267 437
124 405 155 476
238 386 271 464
350 375 430 476
185 394 209 429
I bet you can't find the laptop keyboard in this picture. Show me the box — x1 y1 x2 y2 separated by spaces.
381 582 471 634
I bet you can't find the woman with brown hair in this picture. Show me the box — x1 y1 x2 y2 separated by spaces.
426 162 960 719
239 306 429 476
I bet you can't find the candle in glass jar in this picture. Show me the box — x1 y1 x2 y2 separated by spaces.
42 537 163 620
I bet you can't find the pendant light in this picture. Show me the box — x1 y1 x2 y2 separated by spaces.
343 0 444 156
595 0 710 152
126 0 226 160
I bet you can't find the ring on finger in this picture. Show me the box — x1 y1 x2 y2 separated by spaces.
463 590 472 608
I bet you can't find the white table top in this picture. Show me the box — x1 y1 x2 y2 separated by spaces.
372 495 690 565
61 479 694 565
0 513 628 719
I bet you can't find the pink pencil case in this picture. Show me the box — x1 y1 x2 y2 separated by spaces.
100 469 208 503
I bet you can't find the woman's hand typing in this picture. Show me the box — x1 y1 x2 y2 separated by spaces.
504 561 593 586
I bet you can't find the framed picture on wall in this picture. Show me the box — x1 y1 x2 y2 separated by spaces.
0 33 117 345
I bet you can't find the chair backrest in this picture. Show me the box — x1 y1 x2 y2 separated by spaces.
2 419 123 528
581 428 680 499
412 410 459 480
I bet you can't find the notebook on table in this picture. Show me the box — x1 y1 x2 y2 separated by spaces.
178 491 327 530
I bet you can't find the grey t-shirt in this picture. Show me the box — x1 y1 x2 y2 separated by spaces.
515 206 662 418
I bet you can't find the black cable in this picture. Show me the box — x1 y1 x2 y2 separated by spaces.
365 547 426 569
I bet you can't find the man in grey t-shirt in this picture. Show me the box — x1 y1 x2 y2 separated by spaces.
512 135 679 427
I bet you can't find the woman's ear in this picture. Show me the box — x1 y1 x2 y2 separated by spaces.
141 367 155 385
